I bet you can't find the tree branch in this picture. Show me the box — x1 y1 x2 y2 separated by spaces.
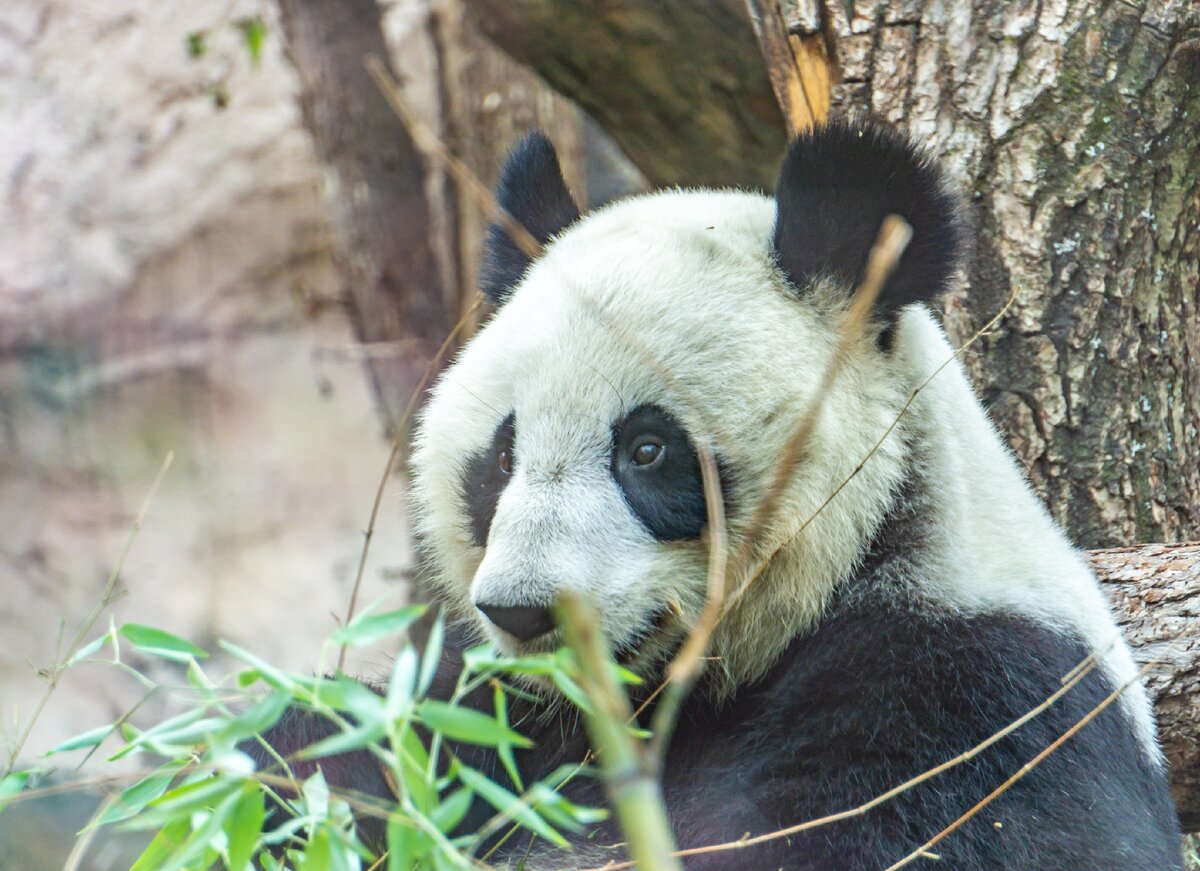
1090 542 1200 829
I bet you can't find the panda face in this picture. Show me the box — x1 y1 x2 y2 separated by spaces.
412 123 966 685
412 194 778 664
412 189 895 676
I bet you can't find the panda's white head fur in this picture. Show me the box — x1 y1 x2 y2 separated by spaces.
410 121 1156 751
412 121 957 684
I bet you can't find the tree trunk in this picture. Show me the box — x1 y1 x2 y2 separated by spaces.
426 0 592 321
278 0 456 432
818 0 1200 552
461 0 786 189
1093 542 1200 829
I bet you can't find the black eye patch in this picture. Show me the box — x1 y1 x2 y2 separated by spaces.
462 413 515 547
612 404 725 542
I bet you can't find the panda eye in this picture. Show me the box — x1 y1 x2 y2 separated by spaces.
630 439 665 468
497 448 513 475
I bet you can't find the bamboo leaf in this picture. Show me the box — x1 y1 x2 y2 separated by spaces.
456 766 567 847
119 624 208 661
331 605 425 647
416 700 532 749
225 784 265 871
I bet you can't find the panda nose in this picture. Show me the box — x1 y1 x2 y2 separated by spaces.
476 602 556 641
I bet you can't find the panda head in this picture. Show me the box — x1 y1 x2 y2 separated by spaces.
411 120 966 689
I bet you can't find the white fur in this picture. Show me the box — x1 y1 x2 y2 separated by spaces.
410 187 1160 758
890 307 1160 756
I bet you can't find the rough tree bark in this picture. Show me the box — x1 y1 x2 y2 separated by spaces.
820 0 1199 552
461 0 786 189
427 1 591 322
1095 543 1200 828
278 0 457 432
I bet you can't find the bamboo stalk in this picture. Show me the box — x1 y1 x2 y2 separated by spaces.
555 592 682 871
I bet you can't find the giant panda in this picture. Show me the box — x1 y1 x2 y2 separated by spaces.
258 119 1184 869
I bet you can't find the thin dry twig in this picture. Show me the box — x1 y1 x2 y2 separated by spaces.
336 296 482 673
365 55 542 262
646 216 912 760
339 50 552 673
2 451 174 777
727 215 912 583
884 661 1159 870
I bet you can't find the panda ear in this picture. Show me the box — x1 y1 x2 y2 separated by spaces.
771 118 967 335
480 132 581 306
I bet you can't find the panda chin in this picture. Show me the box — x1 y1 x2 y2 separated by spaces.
612 606 679 671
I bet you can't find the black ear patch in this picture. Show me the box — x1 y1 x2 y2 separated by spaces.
772 118 966 331
480 132 581 306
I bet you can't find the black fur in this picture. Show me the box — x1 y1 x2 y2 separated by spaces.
461 413 515 547
251 471 1183 868
480 132 581 306
772 118 966 338
611 404 710 542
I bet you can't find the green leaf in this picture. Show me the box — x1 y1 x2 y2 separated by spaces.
139 716 227 751
396 724 433 813
96 762 184 826
462 645 560 676
612 662 644 686
385 646 418 717
550 671 593 715
331 605 425 648
302 771 329 819
235 17 266 68
135 776 238 827
456 766 567 847
220 641 302 693
225 784 264 871
296 722 384 761
46 724 111 755
158 789 242 871
0 770 30 815
416 700 532 749
297 827 331 871
314 675 384 726
493 682 522 791
129 819 189 871
119 624 208 661
66 631 111 666
417 613 445 695
527 783 607 832
430 786 473 834
386 815 428 871
185 30 207 59
222 691 291 742
108 708 208 760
